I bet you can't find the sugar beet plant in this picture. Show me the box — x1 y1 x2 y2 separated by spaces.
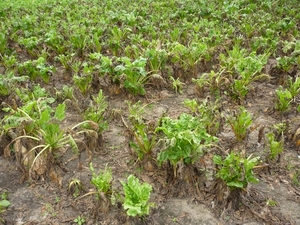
89 163 113 212
121 175 155 218
0 72 28 97
220 46 269 102
213 153 260 190
114 57 149 96
213 152 260 209
155 113 218 177
126 101 157 161
275 76 300 113
183 98 222 136
83 90 108 135
5 102 79 180
227 107 253 141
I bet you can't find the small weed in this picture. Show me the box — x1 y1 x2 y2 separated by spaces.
114 56 149 95
0 192 10 223
287 76 300 98
73 215 86 225
266 199 277 206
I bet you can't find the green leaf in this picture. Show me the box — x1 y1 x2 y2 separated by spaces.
0 199 10 208
227 181 244 188
39 109 51 124
54 103 66 121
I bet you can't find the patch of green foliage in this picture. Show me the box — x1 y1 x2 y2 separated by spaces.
156 113 218 169
121 175 154 217
213 153 259 189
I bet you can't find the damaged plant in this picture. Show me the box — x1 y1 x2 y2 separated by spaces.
213 152 260 209
89 163 113 212
227 107 253 141
5 103 80 180
155 113 218 178
125 101 157 161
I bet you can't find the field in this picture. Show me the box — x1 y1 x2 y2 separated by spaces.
0 0 300 224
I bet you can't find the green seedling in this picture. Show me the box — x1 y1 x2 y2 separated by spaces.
44 28 65 54
155 113 217 177
183 98 198 114
144 46 167 73
70 31 87 56
2 85 56 135
1 54 17 69
220 46 269 101
18 36 41 57
121 175 155 217
227 107 252 141
73 215 86 225
129 123 156 161
231 52 269 101
55 53 74 70
183 41 209 75
18 57 54 83
55 85 75 101
213 153 259 189
5 102 81 179
0 32 7 54
291 169 300 188
87 163 114 212
266 199 277 207
275 86 293 112
35 56 54 83
74 163 114 212
93 31 103 53
108 26 127 56
0 192 10 223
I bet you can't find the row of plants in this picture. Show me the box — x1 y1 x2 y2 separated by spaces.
70 163 155 218
0 0 299 98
